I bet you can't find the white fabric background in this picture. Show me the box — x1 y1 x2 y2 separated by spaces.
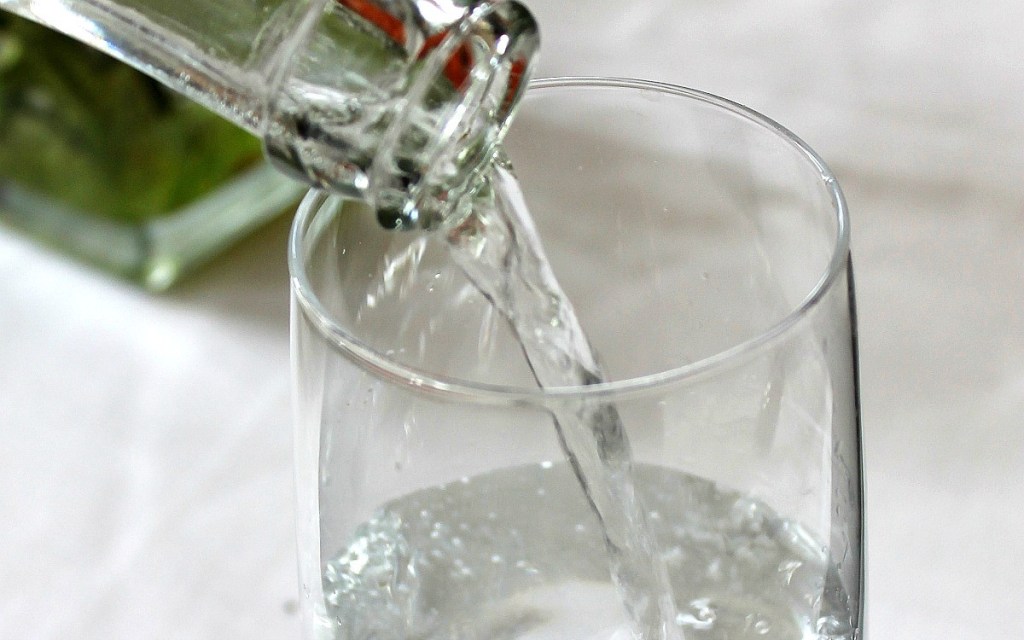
2 0 1022 637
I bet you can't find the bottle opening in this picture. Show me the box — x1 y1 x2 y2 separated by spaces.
260 0 539 230
370 0 540 230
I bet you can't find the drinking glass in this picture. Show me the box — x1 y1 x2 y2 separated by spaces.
289 77 862 640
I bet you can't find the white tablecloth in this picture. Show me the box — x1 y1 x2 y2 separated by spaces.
2 0 1022 637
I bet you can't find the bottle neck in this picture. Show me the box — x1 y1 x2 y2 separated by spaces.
262 0 539 228
0 0 539 226
0 0 319 131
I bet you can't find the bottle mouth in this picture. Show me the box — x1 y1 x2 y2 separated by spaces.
368 0 539 230
261 0 538 225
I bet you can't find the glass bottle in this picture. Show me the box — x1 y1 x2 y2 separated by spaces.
0 0 539 228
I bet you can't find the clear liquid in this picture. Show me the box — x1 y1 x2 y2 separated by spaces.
313 161 859 640
440 164 682 639
321 463 857 640
298 121 859 638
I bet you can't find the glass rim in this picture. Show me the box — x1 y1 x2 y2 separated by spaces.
288 76 850 404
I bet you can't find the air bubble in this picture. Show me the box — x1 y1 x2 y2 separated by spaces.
754 617 772 635
676 598 717 631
